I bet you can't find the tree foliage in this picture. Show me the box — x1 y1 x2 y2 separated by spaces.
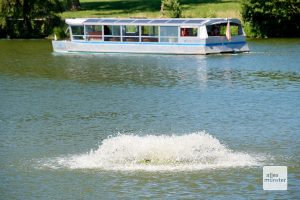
242 0 300 37
161 0 182 18
64 0 81 10
0 0 65 38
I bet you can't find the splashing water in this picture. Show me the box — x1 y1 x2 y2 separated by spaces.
46 132 259 171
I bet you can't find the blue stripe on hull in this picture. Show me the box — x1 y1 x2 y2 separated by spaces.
72 41 246 47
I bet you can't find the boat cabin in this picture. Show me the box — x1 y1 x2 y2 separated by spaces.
66 18 245 43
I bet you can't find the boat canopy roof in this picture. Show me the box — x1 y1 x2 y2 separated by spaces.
66 18 242 26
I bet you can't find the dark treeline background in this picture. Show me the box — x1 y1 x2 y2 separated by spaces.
0 0 81 38
0 0 299 38
242 0 300 37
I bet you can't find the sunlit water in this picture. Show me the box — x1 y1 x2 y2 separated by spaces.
0 39 299 199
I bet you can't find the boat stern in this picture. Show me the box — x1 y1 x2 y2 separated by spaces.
52 40 69 53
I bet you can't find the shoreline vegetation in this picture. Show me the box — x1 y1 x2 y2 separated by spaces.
61 0 242 19
0 0 299 39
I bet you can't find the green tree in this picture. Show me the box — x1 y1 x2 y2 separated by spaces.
64 0 81 10
242 0 300 37
161 0 182 18
0 0 64 38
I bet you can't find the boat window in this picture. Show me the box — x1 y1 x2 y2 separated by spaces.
207 23 243 36
141 26 158 42
122 25 139 42
123 25 139 35
142 26 158 36
71 26 84 40
230 23 243 36
160 26 178 43
85 25 102 41
180 28 198 37
104 25 121 42
207 25 221 36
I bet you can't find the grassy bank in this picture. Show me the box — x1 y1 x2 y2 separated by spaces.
61 0 242 19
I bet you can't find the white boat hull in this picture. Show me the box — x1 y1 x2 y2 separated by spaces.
52 37 249 55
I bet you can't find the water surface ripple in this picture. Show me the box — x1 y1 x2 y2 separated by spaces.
0 39 299 199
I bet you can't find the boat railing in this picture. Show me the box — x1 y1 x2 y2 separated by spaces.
86 31 102 40
104 35 121 42
160 36 178 43
72 35 85 40
141 36 159 42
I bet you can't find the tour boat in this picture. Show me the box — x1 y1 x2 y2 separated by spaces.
52 18 249 55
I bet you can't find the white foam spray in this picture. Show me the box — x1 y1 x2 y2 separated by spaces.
46 132 259 171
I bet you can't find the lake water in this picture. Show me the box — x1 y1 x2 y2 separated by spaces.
0 39 299 199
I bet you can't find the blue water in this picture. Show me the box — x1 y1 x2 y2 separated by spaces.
0 39 300 199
